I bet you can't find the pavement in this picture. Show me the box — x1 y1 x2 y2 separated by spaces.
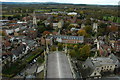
46 51 73 78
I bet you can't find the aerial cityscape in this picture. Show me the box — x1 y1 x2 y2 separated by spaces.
0 1 120 80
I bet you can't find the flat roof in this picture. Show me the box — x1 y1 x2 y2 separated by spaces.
46 51 73 78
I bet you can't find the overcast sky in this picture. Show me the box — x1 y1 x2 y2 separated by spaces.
1 0 119 5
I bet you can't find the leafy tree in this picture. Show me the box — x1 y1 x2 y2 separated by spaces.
13 14 21 20
37 25 46 33
98 28 106 36
85 18 91 25
37 57 44 63
83 25 92 34
98 22 107 28
77 29 87 36
50 45 56 51
64 21 70 29
73 45 78 50
8 16 13 20
58 43 63 50
78 44 91 60
69 50 76 57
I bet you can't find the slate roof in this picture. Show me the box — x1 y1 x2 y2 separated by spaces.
109 54 119 63
22 40 36 48
47 35 84 41
11 44 26 56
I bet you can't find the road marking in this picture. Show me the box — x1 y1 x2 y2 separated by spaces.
56 52 61 78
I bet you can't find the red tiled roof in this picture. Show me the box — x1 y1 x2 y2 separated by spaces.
9 24 19 26
4 40 11 47
2 52 12 55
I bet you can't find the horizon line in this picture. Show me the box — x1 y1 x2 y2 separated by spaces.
1 1 119 6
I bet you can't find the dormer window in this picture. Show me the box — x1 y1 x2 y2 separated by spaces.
83 65 86 68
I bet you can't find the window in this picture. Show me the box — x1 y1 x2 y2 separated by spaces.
83 65 86 68
96 68 99 70
94 73 96 75
102 67 103 69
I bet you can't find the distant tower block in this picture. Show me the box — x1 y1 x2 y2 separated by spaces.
93 23 98 32
33 11 37 26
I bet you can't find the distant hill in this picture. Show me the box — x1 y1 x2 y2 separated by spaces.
1 2 70 4
1 2 118 7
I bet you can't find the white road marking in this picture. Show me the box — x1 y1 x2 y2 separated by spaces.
56 52 62 78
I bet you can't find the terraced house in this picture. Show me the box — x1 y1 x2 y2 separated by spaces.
46 35 84 44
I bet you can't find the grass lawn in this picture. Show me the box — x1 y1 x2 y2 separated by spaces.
0 15 13 17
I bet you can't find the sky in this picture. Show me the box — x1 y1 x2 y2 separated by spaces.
1 0 120 5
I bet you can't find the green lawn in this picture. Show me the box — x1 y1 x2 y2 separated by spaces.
0 15 13 17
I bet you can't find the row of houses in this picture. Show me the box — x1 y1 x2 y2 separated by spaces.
41 35 84 45
2 36 38 65
1 18 38 66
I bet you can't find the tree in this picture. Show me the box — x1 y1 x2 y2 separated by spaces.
83 25 92 34
37 57 44 63
68 24 79 29
73 45 78 50
50 45 56 51
98 22 107 28
77 29 87 36
58 43 63 50
98 28 106 36
64 21 70 29
78 44 91 60
13 14 21 20
37 21 44 26
69 50 76 57
37 25 46 33
85 18 91 25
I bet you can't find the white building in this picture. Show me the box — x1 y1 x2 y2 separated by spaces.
14 28 20 32
82 54 119 78
58 19 64 29
93 23 98 32
5 29 14 35
67 12 77 16
81 24 85 29
70 28 80 31
53 23 58 29
17 21 27 24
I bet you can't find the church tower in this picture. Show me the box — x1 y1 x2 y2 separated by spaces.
33 11 37 26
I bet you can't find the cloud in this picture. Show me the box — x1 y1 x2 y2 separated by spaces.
1 0 119 5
